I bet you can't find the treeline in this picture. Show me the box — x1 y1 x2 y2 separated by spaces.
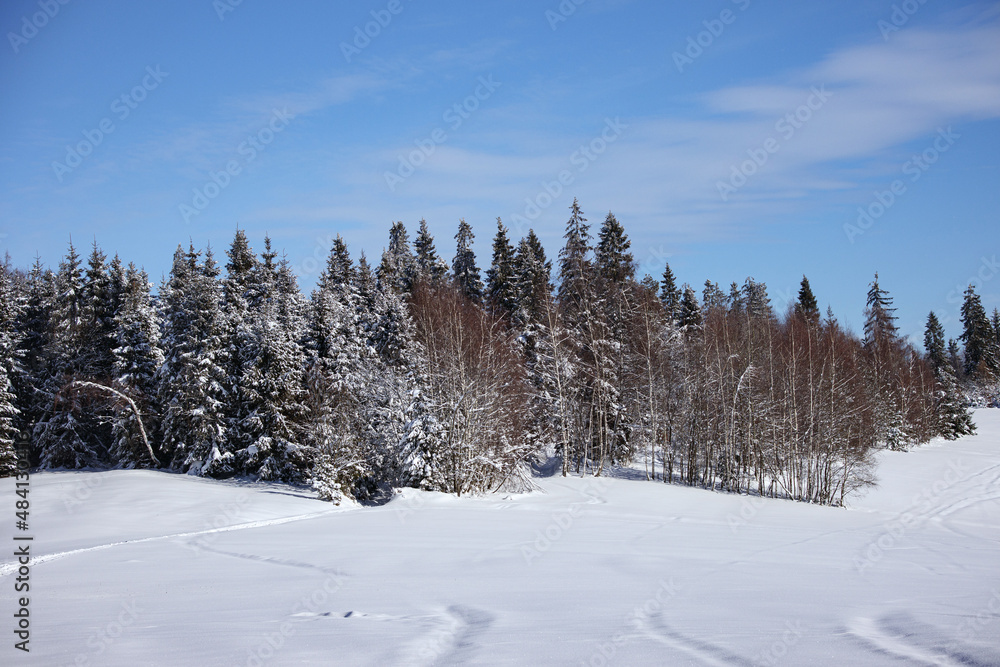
0 199 991 505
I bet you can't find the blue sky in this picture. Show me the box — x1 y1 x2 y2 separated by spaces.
1 0 998 343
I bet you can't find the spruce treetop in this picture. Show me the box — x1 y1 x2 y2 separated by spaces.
795 275 820 324
452 218 483 302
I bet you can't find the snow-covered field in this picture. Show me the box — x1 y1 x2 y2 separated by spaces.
4 411 1000 666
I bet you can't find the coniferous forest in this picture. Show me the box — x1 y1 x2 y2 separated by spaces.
0 199 995 505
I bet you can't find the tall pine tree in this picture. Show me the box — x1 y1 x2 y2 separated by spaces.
925 311 975 439
0 261 24 476
156 244 230 475
485 217 517 320
960 284 999 382
377 222 417 294
452 219 483 303
110 263 163 467
795 276 820 325
659 262 680 323
414 219 448 286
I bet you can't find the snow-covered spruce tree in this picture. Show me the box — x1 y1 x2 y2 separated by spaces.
960 284 999 387
557 199 592 329
862 273 904 449
220 229 261 469
235 290 308 482
485 217 517 322
225 234 312 481
34 241 106 469
81 241 118 382
659 262 680 324
510 229 556 458
702 280 727 313
273 248 311 333
0 365 19 477
368 269 439 493
513 229 553 330
303 234 428 501
555 199 595 472
109 262 164 467
354 252 377 312
677 284 702 331
0 260 25 476
452 218 483 304
993 308 1000 349
13 259 56 443
947 338 963 377
156 244 229 475
377 222 417 295
303 236 371 500
727 282 744 314
592 211 637 468
925 311 975 439
924 311 947 372
414 219 449 287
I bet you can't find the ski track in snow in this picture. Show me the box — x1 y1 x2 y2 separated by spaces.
639 612 752 666
290 604 496 666
0 509 341 577
845 613 998 667
847 610 1000 667
399 605 495 667
184 540 347 577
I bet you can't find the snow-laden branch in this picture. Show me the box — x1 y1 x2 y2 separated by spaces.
68 381 160 467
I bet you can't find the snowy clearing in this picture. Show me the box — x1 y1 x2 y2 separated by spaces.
4 411 1000 666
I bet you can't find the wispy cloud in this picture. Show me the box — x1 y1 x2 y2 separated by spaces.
311 21 1000 240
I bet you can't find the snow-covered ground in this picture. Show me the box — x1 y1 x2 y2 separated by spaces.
4 411 1000 666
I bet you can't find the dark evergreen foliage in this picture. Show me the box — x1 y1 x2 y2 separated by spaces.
960 284 999 382
452 218 483 303
414 219 448 286
659 262 680 321
795 276 820 324
0 209 976 509
485 218 517 320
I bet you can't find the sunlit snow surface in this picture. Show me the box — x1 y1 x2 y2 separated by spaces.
4 411 1000 666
